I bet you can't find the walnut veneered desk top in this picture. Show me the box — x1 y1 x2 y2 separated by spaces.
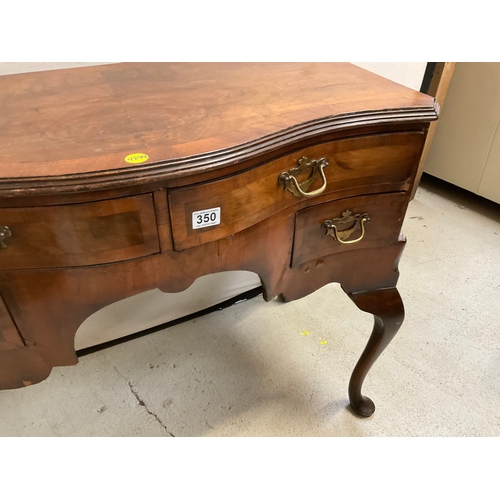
0 62 436 194
0 63 437 418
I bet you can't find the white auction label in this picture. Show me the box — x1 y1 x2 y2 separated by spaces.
192 207 221 229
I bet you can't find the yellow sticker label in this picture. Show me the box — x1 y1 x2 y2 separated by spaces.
125 153 149 164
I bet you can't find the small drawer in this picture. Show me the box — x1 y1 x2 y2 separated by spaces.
168 132 423 250
291 192 407 267
0 194 160 270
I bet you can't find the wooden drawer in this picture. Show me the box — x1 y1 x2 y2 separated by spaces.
291 192 407 267
0 195 160 270
168 132 423 250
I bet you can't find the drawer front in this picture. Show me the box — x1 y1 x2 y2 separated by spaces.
0 194 160 270
291 192 407 267
168 132 423 250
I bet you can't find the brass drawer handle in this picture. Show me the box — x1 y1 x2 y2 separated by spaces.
279 156 329 198
322 210 370 245
0 226 11 248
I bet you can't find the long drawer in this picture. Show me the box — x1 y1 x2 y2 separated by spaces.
168 132 423 250
291 192 407 267
0 194 160 270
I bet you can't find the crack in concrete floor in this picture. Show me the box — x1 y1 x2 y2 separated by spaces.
111 363 175 437
127 381 175 437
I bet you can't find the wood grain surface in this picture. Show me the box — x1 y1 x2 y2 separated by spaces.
0 63 437 196
0 293 24 349
0 194 159 269
168 133 422 250
291 192 407 267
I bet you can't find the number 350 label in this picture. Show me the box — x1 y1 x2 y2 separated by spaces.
192 207 221 229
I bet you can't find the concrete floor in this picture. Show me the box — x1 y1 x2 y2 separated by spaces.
1 175 499 437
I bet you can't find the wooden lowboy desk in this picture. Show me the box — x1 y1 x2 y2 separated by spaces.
0 63 437 417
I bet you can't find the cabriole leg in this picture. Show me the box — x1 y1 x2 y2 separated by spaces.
347 287 405 417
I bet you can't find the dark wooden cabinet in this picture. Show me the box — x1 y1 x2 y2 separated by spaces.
0 63 437 417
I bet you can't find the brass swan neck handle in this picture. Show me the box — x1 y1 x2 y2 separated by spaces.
279 156 329 198
322 211 370 245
